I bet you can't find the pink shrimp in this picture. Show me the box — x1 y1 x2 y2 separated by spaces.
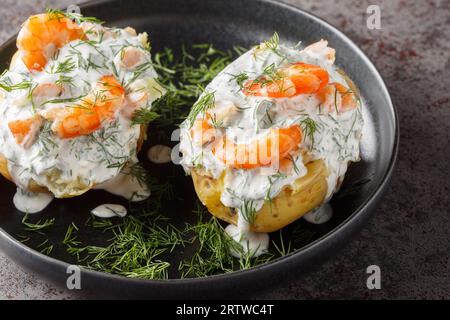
16 12 84 71
243 62 329 98
8 114 43 148
49 75 125 138
212 125 303 169
316 82 358 113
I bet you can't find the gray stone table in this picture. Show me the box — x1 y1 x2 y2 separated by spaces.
0 0 448 299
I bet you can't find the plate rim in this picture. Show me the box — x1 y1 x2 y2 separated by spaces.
0 0 399 288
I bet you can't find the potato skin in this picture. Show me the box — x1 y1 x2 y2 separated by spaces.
0 51 147 197
191 159 329 233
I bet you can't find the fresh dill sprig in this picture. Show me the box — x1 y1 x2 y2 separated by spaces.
124 62 153 89
38 239 54 255
210 113 224 129
254 32 285 59
186 90 215 127
334 87 339 113
299 117 319 148
55 75 74 87
265 172 288 203
49 57 76 74
37 121 58 154
0 78 33 92
131 107 160 126
63 222 81 247
228 71 249 89
240 199 257 225
123 162 151 189
225 188 258 225
287 154 302 175
179 213 234 278
21 213 55 232
150 44 233 128
40 94 86 106
46 8 104 25
122 262 170 279
264 32 280 53
272 230 292 256
262 63 279 78
65 215 180 280
86 215 114 229
85 54 103 72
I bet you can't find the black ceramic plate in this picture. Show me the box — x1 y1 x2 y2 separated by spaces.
0 0 398 298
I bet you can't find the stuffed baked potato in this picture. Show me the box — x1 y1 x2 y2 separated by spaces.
0 11 164 212
180 36 364 242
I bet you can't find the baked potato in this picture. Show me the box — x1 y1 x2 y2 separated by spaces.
180 37 363 236
191 159 329 232
0 12 164 210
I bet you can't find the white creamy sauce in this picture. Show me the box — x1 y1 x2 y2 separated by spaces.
225 224 269 258
147 144 172 164
91 204 127 218
303 203 333 224
0 20 163 211
94 162 150 202
180 39 363 243
13 188 54 213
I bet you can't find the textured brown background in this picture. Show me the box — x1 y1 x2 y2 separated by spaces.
0 0 449 299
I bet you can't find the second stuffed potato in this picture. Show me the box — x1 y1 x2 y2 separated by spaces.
180 35 364 252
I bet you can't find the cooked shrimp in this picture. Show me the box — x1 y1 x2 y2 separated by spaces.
243 62 329 98
189 102 240 144
42 75 125 138
190 115 218 146
31 83 63 105
303 39 336 64
8 114 43 148
244 78 297 98
317 82 358 114
117 46 147 70
17 13 84 71
212 125 303 169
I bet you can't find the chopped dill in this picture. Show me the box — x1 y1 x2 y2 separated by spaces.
55 75 74 87
131 107 160 126
265 172 287 203
123 162 151 189
226 188 257 225
264 32 280 53
272 230 292 256
46 8 104 25
63 222 81 247
240 199 257 225
254 32 286 59
228 71 249 89
186 90 215 127
124 62 153 89
299 117 320 148
0 78 33 92
37 121 58 154
288 154 302 175
49 57 76 74
40 94 86 106
21 213 55 232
